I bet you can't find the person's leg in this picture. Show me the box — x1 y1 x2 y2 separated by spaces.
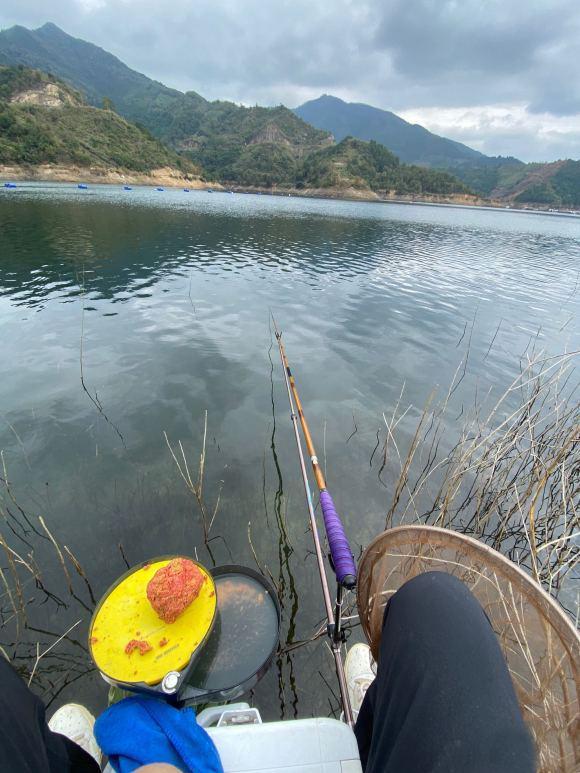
0 657 100 773
354 571 536 773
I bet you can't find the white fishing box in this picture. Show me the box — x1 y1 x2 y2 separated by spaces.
203 704 362 773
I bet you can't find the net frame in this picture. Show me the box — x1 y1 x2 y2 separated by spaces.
357 525 579 772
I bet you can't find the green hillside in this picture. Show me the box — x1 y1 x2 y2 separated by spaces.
0 66 197 173
0 23 336 187
503 161 580 208
450 159 525 197
298 138 470 195
0 24 328 149
454 160 580 207
179 103 331 184
0 23 206 139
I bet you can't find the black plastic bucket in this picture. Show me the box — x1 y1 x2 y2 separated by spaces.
179 564 281 705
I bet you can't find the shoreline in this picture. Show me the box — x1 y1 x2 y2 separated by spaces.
0 163 214 189
229 185 580 216
1 166 579 217
229 183 485 208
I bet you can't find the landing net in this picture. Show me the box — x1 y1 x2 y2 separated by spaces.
357 525 579 772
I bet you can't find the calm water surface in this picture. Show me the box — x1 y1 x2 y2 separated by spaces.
0 183 578 717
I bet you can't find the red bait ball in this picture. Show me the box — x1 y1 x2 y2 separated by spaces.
125 639 152 656
146 558 205 624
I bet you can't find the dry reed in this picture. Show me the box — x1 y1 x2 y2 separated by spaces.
378 349 579 609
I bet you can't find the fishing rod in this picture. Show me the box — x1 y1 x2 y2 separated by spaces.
272 315 357 726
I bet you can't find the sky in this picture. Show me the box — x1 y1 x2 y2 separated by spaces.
1 0 580 162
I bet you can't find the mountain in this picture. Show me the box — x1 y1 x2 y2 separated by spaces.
298 137 469 196
294 95 497 169
0 67 469 196
177 103 332 185
447 158 580 207
295 95 580 207
5 25 577 206
0 65 199 177
0 22 206 139
0 23 333 177
492 160 580 208
0 27 507 177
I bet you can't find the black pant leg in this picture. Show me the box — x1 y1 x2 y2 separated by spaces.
355 571 536 773
0 657 100 773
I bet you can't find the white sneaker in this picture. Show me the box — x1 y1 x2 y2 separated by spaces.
345 642 376 720
49 703 102 765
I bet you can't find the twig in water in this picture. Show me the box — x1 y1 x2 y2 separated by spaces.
28 619 82 687
378 349 579 605
456 320 467 348
484 318 503 361
39 517 73 596
187 274 197 315
79 298 126 448
247 521 266 576
119 543 130 569
0 415 32 472
370 428 381 468
1 452 47 541
164 411 225 563
38 517 91 612
346 414 358 444
449 305 477 398
64 546 96 606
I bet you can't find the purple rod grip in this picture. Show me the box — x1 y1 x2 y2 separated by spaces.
319 491 357 588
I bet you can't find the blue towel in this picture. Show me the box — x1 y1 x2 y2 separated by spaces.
95 696 224 773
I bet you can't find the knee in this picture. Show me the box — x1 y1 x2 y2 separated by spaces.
383 571 482 630
401 570 468 598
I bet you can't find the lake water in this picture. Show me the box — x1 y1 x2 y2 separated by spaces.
0 183 578 718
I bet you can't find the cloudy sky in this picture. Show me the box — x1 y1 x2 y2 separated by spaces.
1 0 580 162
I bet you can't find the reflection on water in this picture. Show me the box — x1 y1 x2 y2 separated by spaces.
0 184 578 719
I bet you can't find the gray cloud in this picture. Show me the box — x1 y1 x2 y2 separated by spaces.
423 118 580 162
375 1 572 77
373 0 580 116
0 0 579 161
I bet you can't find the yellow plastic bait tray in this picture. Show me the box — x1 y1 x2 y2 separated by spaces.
89 556 216 692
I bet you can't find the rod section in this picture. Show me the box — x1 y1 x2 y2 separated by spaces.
272 318 357 589
272 319 354 726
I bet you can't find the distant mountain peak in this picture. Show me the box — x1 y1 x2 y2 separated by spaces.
38 22 64 32
295 93 490 169
316 94 345 103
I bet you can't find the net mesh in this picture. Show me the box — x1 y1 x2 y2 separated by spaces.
357 526 579 772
